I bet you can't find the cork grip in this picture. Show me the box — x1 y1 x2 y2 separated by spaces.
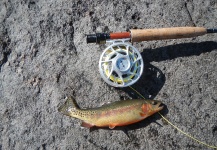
130 27 207 42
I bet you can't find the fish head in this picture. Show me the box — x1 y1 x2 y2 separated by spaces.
141 100 164 116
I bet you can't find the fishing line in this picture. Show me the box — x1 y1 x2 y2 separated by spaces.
129 86 217 149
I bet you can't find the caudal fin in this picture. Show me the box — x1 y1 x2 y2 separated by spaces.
58 96 79 116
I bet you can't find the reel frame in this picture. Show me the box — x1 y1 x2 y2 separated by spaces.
99 39 144 87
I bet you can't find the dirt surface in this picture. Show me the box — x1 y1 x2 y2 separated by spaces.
0 0 217 149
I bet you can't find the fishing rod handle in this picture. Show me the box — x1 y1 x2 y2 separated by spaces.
130 27 207 42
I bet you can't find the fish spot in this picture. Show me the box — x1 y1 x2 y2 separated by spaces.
68 107 76 112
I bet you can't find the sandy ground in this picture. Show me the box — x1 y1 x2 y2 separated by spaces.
0 0 217 149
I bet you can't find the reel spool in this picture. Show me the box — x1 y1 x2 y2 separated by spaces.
99 39 144 87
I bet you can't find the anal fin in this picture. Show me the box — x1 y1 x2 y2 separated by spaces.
81 122 94 128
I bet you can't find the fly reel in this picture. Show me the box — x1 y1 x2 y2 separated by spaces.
99 39 144 87
87 27 217 87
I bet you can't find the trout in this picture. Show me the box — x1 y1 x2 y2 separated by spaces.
58 97 164 129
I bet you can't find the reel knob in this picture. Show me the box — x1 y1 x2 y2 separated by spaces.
99 39 144 87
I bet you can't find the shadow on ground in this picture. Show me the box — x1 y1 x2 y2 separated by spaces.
121 41 217 99
142 41 217 62
121 63 165 100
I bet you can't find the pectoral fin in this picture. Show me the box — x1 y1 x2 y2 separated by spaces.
140 112 147 117
81 122 94 128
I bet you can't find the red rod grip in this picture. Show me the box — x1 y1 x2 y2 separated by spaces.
110 32 131 39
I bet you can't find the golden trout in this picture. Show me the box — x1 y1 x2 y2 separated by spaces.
58 97 164 129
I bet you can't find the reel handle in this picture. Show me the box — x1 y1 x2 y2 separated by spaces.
130 27 207 42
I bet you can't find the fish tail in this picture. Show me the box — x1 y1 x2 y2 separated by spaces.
58 96 79 116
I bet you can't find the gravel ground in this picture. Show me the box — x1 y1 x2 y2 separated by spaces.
0 0 216 150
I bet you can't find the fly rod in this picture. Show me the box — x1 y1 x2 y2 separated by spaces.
86 27 217 87
87 27 217 43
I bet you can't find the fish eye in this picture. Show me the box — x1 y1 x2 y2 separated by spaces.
151 101 158 105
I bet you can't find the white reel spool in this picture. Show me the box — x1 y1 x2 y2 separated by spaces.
99 39 144 87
